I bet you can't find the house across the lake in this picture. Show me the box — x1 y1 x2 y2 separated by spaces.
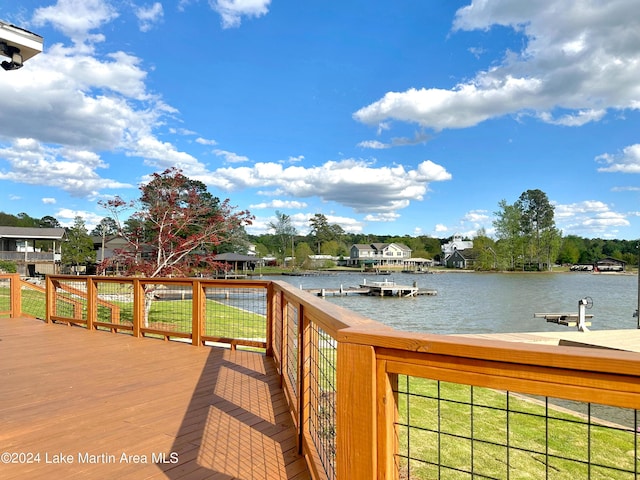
348 242 412 267
0 226 66 276
445 248 480 269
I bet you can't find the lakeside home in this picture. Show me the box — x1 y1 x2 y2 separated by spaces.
0 226 65 276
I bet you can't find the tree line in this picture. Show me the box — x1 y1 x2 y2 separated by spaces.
1 180 638 271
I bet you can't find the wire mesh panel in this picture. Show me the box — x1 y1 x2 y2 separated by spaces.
20 281 47 319
202 285 267 347
0 276 10 316
94 279 133 333
51 278 88 323
307 322 337 480
286 301 299 398
396 376 640 479
273 290 283 373
142 282 193 335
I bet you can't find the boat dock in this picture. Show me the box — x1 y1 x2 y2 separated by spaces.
533 312 593 328
304 279 437 297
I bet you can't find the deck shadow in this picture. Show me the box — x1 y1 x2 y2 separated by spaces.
158 347 309 480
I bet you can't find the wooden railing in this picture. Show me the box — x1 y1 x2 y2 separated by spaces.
3 273 640 479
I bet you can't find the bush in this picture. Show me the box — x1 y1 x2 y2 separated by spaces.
0 260 17 273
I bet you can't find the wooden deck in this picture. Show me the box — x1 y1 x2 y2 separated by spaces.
0 318 310 480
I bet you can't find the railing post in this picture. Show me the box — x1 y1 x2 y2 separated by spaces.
265 282 274 357
337 342 377 479
132 279 144 337
192 279 203 346
45 275 55 324
10 273 21 318
86 277 96 330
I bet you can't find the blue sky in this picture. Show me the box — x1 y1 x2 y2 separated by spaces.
0 1 639 240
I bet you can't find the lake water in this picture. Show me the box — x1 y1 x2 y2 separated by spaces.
265 271 639 335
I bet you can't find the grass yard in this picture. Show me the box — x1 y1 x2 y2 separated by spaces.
0 284 267 342
97 296 267 340
397 377 639 479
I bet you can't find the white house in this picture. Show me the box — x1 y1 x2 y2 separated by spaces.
348 243 412 267
441 234 473 262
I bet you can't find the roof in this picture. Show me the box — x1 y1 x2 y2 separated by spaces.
213 253 260 262
0 226 66 240
449 248 481 260
597 257 626 265
352 242 411 252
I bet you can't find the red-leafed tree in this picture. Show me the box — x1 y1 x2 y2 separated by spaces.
98 168 253 325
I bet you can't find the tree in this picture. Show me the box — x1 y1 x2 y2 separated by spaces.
99 168 253 324
268 211 296 265
294 242 314 269
557 235 582 265
15 212 38 227
515 189 558 270
61 216 95 273
473 228 498 270
39 216 61 228
493 199 523 270
309 213 332 254
91 217 118 237
100 167 253 278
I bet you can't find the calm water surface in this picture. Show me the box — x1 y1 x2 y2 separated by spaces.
266 272 638 335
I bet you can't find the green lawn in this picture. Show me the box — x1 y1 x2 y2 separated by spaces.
398 377 638 479
1 286 266 341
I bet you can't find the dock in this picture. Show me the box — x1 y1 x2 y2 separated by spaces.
533 312 593 328
455 329 640 353
304 280 437 297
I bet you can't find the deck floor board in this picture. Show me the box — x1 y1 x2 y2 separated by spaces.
0 317 310 479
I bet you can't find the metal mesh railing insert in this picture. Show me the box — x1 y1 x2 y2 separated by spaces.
202 286 267 346
396 376 640 479
308 322 337 480
286 302 299 398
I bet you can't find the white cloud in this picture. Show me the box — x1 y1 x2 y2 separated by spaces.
32 0 118 44
463 210 490 224
0 1 199 200
196 137 218 146
199 159 451 214
357 140 389 150
554 200 630 236
358 131 431 149
55 207 104 229
131 135 202 170
249 200 308 209
210 0 272 29
432 210 494 239
0 139 131 198
214 149 250 164
354 1 640 131
612 186 640 192
135 2 164 32
364 212 401 222
42 198 57 204
596 144 640 173
323 214 364 234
